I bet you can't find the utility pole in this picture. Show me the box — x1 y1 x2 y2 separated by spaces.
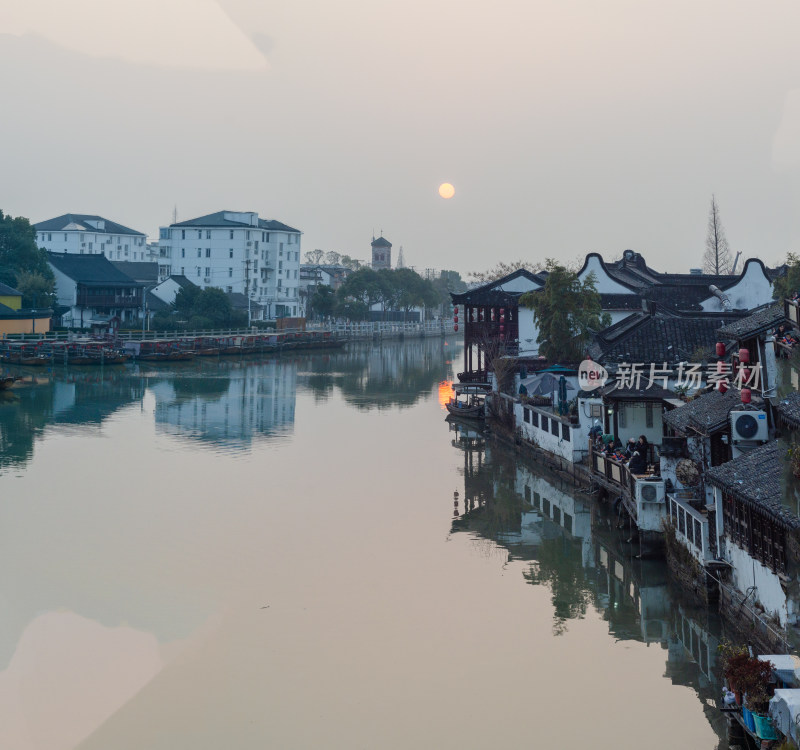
244 258 252 327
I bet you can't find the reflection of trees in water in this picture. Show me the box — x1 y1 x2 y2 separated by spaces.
300 339 456 409
0 370 145 473
523 537 592 636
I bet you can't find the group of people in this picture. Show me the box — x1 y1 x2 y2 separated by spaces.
775 322 798 352
591 426 651 475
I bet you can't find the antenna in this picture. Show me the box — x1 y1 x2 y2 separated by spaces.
173 205 178 224
397 245 405 268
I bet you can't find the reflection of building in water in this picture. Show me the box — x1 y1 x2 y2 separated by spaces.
300 338 455 410
0 370 144 473
150 360 297 448
447 428 727 744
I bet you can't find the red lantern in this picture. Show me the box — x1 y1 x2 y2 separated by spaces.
739 348 750 364
719 382 728 394
715 342 725 357
454 307 459 315
499 325 505 333
454 323 459 332
740 367 751 384
499 308 505 314
741 387 752 404
454 316 458 323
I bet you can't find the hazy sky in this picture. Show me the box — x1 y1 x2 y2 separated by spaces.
2 0 800 274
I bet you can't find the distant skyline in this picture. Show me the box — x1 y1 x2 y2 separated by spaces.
2 0 800 274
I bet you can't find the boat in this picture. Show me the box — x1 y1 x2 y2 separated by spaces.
445 383 491 420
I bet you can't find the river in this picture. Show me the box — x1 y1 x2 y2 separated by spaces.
0 338 728 749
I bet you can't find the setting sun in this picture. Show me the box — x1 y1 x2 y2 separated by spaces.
438 183 455 199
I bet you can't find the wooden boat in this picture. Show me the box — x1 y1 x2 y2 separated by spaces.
445 383 491 420
138 350 194 362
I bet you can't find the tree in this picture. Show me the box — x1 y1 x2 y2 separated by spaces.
773 252 800 300
169 286 246 328
703 194 734 275
309 284 337 318
339 255 362 270
304 249 325 265
325 251 342 265
14 270 56 309
470 259 543 284
337 267 382 309
0 210 55 302
519 260 610 362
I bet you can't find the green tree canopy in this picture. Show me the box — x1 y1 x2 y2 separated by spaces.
158 286 247 329
309 284 337 318
519 261 610 362
0 210 55 304
774 252 800 300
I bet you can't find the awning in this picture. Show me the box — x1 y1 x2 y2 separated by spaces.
769 688 800 744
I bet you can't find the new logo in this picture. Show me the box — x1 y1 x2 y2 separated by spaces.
578 359 608 391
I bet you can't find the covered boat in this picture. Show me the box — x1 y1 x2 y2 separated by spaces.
445 383 491 420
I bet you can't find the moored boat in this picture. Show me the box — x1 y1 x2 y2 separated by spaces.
445 383 491 420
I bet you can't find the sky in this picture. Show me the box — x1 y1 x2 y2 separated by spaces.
1 0 800 275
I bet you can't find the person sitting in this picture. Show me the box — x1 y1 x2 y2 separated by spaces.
623 438 636 460
628 449 647 475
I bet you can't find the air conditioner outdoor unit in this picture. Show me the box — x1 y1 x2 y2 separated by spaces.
246 241 253 246
635 479 665 504
204 277 212 283
730 410 768 442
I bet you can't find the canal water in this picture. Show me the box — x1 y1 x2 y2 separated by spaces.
0 339 727 750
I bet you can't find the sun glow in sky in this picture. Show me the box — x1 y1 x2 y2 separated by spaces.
438 183 455 200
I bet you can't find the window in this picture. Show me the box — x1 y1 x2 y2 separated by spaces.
524 485 531 502
197 268 201 277
64 233 68 240
563 513 573 533
531 411 539 427
205 267 210 277
562 423 570 441
181 248 185 258
278 279 282 289
180 267 185 274
279 243 284 255
543 499 551 517
552 506 561 524
88 242 92 250
646 404 654 428
265 233 270 242
206 230 211 239
551 419 559 436
229 249 234 258
48 233 52 241
197 249 202 257
255 241 259 250
523 408 530 424
226 286 232 293
533 492 540 510
246 231 251 240
181 230 186 239
279 261 283 270
541 415 548 432
229 268 233 277
197 230 202 239
205 248 211 257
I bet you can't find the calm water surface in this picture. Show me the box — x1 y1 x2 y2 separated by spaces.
0 339 727 749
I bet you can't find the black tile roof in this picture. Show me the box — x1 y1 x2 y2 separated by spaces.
170 211 300 233
111 261 159 284
706 441 798 530
589 309 747 365
776 391 800 430
34 213 145 236
663 388 748 435
167 275 197 290
47 252 142 287
0 282 21 296
716 303 785 340
227 292 263 311
600 376 675 401
371 236 392 247
600 293 643 310
450 268 546 305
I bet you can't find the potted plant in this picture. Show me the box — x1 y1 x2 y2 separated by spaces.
719 642 750 705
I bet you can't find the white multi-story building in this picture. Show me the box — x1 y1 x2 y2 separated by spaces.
158 210 302 318
34 214 148 260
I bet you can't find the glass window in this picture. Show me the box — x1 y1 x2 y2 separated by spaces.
206 248 211 257
553 506 561 524
206 230 211 239
229 268 233 277
229 249 233 258
531 411 539 427
543 499 550 517
541 416 548 432
533 492 540 510
562 423 570 441
551 419 559 436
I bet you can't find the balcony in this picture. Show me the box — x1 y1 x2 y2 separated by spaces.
77 293 141 308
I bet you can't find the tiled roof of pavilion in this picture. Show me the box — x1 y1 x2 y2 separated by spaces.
706 441 798 530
